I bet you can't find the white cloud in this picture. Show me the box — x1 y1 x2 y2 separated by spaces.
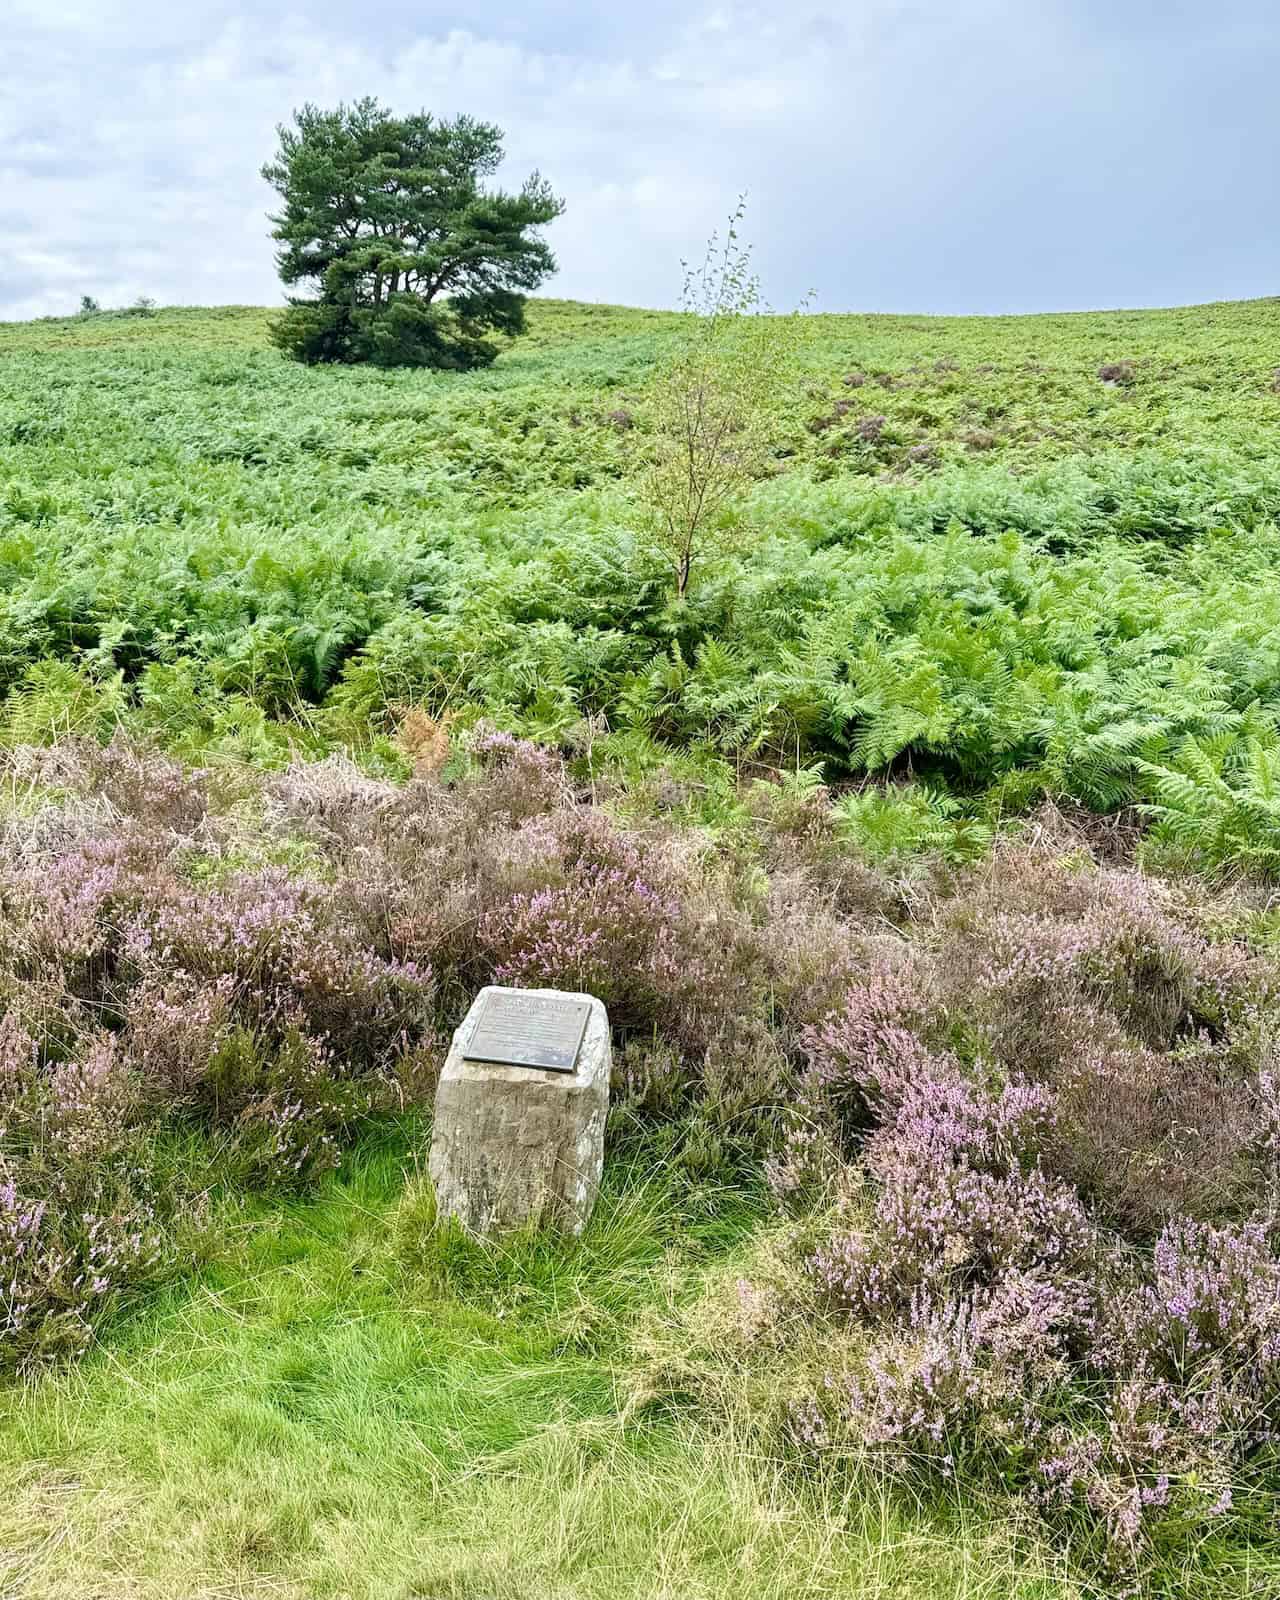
1 1 1276 320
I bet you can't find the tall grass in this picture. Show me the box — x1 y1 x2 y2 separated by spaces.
0 1138 1089 1600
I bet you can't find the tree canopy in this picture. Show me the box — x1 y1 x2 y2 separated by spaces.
262 99 564 369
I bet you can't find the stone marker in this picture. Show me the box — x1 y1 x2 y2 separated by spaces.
428 985 610 1237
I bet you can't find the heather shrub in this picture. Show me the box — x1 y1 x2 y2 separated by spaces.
767 933 865 1035
125 982 377 1180
776 1055 1280 1579
474 806 763 1054
263 753 398 851
122 971 239 1098
270 736 578 1010
2 829 167 995
42 1034 144 1162
5 738 208 834
201 1025 369 1179
1031 1216 1280 1564
0 1016 171 1376
121 867 435 1066
0 745 448 1370
0 1173 165 1370
937 846 1244 1045
466 726 569 823
777 967 932 1175
805 1058 1098 1324
926 845 1278 1233
1050 1033 1271 1232
728 826 1280 1578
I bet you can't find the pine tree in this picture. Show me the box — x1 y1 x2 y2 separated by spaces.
262 98 564 369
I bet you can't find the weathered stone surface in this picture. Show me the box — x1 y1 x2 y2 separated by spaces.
428 986 610 1237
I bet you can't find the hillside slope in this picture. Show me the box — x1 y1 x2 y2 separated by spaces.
2 296 1280 865
2 299 1280 1597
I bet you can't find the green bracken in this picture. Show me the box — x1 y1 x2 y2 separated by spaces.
3 295 1280 867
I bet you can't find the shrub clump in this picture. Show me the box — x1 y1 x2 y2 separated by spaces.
754 840 1280 1582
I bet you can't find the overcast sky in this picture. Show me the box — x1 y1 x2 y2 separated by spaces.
3 1 1277 320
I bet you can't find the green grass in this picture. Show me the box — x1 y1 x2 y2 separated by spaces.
0 1128 1084 1599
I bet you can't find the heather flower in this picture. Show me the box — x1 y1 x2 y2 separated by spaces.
44 1033 141 1160
467 724 567 820
4 832 159 983
263 755 397 849
123 972 238 1096
807 1057 1096 1322
0 1011 38 1140
790 1035 1280 1573
0 1174 165 1371
797 971 933 1129
477 810 758 1052
122 868 435 1063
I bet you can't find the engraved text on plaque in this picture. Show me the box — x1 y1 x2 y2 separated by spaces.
463 990 591 1073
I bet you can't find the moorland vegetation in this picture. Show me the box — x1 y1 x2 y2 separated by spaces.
3 296 1280 869
2 292 1280 1596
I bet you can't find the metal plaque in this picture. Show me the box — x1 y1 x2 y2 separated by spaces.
464 991 591 1073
